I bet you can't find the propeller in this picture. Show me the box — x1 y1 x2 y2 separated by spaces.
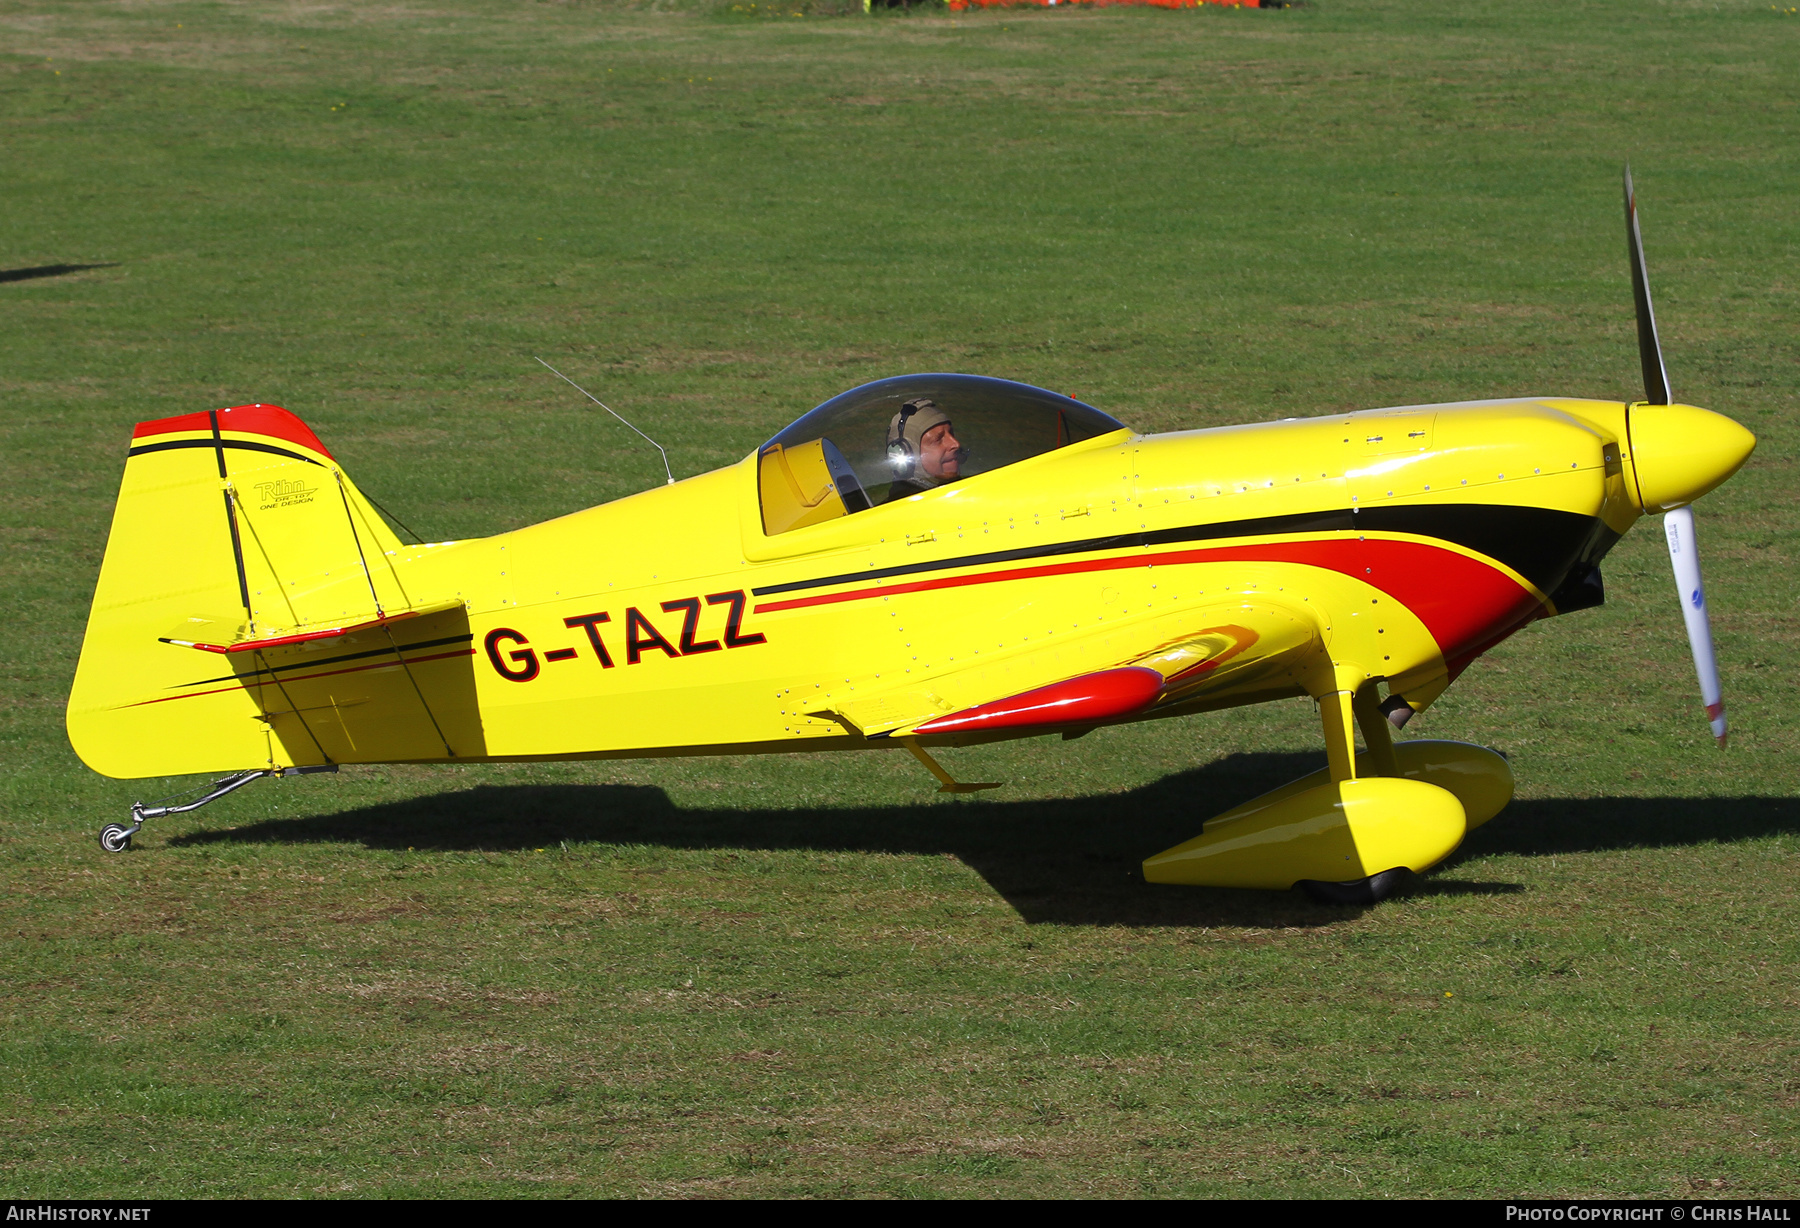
1624 166 1727 746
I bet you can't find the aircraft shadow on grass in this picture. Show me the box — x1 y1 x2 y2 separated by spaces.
0 263 119 284
170 752 1800 929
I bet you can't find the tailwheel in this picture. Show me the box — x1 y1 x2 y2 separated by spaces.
1298 868 1408 906
96 768 290 858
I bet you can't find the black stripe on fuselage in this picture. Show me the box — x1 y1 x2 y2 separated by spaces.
173 633 475 690
128 437 327 467
752 504 1596 599
1352 505 1602 595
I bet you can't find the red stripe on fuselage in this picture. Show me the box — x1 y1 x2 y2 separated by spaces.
754 536 1543 663
132 403 335 460
1333 537 1543 663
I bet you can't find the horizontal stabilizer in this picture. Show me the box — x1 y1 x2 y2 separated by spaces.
161 598 465 654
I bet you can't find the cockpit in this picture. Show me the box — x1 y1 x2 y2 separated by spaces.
757 374 1126 536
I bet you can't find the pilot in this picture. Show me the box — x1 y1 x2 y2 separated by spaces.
884 398 965 503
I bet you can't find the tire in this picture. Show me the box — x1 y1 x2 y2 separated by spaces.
98 824 133 853
1298 867 1407 905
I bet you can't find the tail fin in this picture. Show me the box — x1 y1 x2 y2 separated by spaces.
68 405 482 778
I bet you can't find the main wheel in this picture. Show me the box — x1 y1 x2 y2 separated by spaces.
1298 867 1408 905
98 824 134 853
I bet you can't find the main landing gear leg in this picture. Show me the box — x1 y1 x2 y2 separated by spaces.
1352 685 1401 779
99 765 336 852
1297 675 1410 906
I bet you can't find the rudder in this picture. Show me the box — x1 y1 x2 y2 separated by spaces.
68 405 481 778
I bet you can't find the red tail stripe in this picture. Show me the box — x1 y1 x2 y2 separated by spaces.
132 403 334 461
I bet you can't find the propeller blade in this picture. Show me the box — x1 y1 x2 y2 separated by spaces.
1626 170 1727 746
1663 505 1727 747
1624 164 1672 405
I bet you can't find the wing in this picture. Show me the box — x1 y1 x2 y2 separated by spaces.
820 599 1326 742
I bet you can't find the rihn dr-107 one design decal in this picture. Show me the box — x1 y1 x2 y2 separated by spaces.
68 173 1755 903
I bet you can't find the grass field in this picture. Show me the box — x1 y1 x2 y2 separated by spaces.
3 0 1797 1198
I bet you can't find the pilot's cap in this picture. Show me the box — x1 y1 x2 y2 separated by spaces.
888 398 951 455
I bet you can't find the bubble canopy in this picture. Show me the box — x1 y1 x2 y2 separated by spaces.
756 374 1127 535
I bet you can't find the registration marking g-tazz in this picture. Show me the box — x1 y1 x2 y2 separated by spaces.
483 589 765 683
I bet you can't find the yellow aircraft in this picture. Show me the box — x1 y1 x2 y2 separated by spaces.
67 173 1756 902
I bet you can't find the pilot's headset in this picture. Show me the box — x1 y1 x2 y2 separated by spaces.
886 398 952 481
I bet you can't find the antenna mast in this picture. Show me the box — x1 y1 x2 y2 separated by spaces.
535 357 674 486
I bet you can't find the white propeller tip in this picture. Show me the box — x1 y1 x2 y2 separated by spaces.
1663 506 1728 750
